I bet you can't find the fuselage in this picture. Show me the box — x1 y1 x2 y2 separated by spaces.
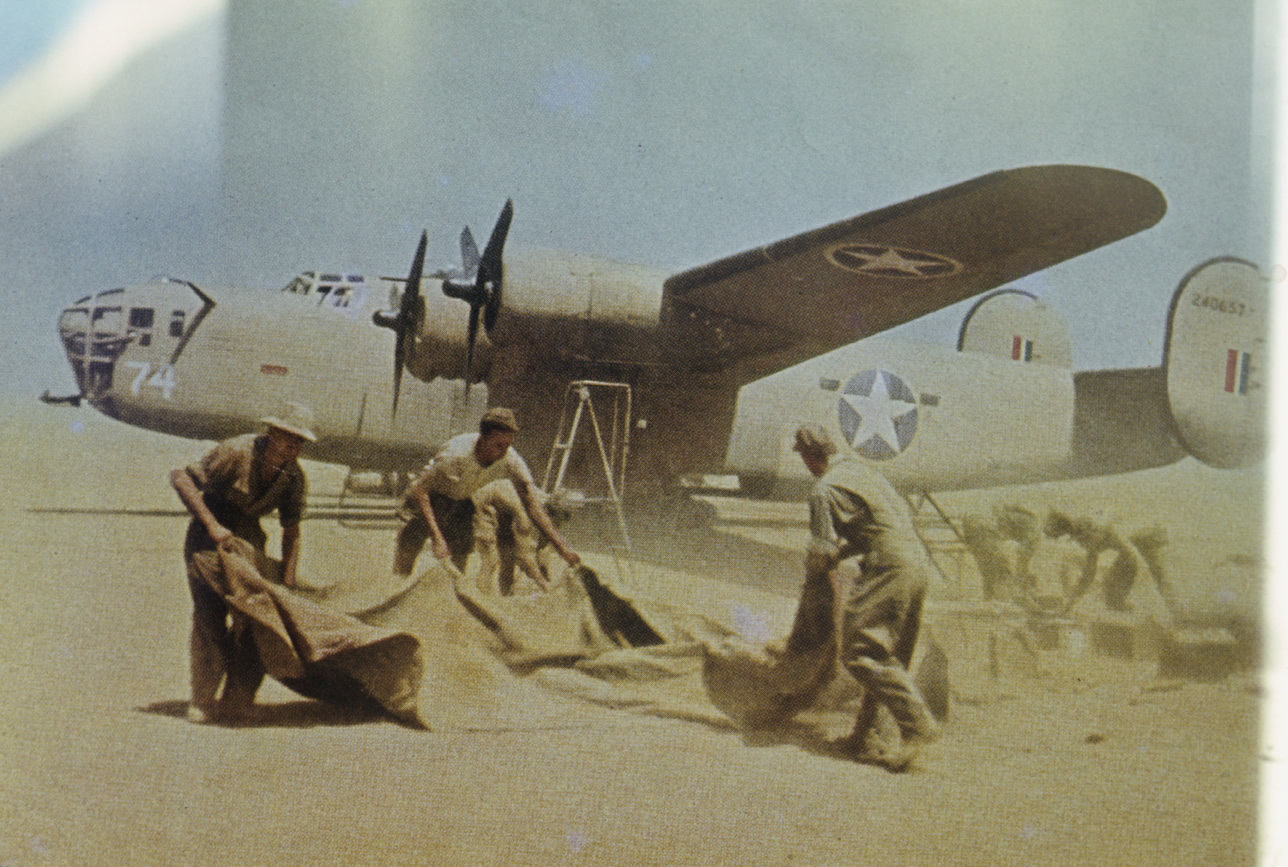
59 255 1252 500
61 167 1247 499
723 338 1185 497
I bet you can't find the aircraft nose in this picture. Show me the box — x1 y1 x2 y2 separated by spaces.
57 298 93 394
56 289 134 402
56 279 214 409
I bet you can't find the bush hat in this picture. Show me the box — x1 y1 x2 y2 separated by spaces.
261 400 319 442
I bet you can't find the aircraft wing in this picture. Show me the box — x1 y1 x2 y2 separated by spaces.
663 165 1166 366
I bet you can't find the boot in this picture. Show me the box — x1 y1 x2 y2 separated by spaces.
839 694 940 772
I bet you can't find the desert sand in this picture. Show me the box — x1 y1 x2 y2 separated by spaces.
0 400 1266 866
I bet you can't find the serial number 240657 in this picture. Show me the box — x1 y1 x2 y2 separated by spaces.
1191 293 1247 316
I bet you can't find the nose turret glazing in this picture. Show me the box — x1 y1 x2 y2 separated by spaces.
58 289 132 398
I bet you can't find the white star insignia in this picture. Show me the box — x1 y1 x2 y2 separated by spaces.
853 248 934 276
843 372 918 452
826 244 963 279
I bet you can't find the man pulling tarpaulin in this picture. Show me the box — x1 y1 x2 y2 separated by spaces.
172 400 423 726
698 425 943 771
187 538 424 725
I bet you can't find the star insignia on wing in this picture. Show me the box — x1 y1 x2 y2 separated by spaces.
825 244 962 279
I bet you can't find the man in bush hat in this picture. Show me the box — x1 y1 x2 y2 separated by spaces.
771 423 940 771
170 400 317 722
393 407 579 577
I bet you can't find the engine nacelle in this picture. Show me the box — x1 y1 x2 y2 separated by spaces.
402 278 494 383
1163 258 1269 469
401 249 670 382
498 248 667 327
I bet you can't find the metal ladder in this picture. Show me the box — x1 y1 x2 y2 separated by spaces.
541 380 633 551
905 490 972 597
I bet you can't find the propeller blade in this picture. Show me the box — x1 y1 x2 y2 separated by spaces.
460 227 480 280
393 329 406 413
479 199 513 333
438 200 514 398
393 230 428 415
463 302 481 402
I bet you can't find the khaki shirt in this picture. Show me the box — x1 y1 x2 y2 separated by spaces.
186 433 307 529
399 433 534 517
807 456 924 572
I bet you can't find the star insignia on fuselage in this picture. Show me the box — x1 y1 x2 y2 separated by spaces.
837 369 919 460
824 244 962 279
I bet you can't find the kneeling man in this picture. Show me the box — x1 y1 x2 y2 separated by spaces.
394 407 579 577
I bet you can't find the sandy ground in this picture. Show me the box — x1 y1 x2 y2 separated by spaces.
0 401 1268 866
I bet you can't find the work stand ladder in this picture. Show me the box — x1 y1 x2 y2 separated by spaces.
542 380 633 552
905 490 971 597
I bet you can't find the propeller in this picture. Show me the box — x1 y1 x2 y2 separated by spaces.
441 199 513 396
459 225 480 278
372 230 428 415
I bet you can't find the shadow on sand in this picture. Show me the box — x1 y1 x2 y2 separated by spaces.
139 699 392 729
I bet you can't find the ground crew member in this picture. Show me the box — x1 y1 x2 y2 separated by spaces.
393 407 579 577
171 401 315 723
961 515 1012 600
996 503 1041 593
1128 525 1181 618
471 478 555 594
775 424 940 771
1045 511 1177 620
1044 511 1146 614
962 503 1042 601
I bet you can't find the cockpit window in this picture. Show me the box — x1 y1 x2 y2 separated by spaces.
281 272 368 309
91 307 122 331
127 307 154 347
60 308 89 331
59 308 89 356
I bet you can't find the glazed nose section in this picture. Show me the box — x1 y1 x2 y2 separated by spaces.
57 291 130 398
58 301 93 394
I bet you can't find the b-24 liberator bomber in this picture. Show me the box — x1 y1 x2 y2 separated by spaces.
47 165 1268 501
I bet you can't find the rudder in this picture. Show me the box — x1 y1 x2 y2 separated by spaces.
1163 258 1269 469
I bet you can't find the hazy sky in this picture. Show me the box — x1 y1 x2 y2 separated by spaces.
0 0 1275 398
0 0 84 81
